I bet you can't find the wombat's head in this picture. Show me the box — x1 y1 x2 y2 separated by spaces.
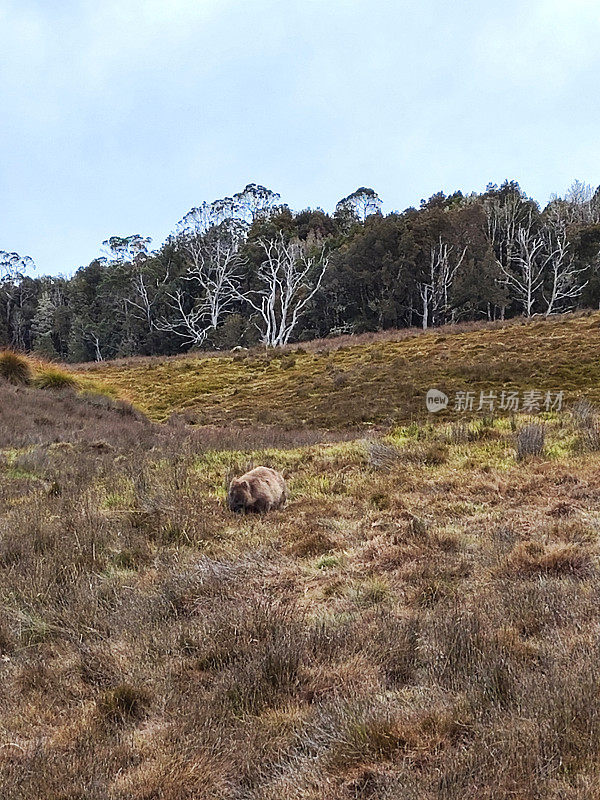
227 478 253 513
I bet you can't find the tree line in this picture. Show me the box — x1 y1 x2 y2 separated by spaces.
2 179 600 362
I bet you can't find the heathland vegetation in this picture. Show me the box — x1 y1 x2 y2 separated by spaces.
1 317 600 798
75 311 600 425
2 179 600 363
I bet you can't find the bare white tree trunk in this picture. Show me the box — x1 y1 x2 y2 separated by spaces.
238 232 329 347
91 334 103 362
156 237 245 346
419 284 429 329
126 262 171 332
495 213 545 317
542 221 588 316
416 237 466 329
485 192 526 273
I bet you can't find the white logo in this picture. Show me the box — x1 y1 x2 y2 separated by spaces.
426 388 448 413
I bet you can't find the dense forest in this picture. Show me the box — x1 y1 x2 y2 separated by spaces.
2 179 600 362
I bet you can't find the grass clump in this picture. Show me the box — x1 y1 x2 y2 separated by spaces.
34 365 78 390
0 350 32 385
571 398 597 428
503 541 595 579
316 554 341 570
516 423 545 460
97 682 152 723
366 439 402 471
571 398 600 452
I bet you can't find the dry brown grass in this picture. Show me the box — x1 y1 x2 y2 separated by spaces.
2 364 600 798
502 540 596 578
70 311 600 426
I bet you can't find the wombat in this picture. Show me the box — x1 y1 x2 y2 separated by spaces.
227 466 287 513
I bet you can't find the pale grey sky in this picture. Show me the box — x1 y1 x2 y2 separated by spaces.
1 0 599 275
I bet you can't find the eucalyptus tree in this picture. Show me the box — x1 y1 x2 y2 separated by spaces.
417 237 467 329
157 220 247 346
101 235 152 263
176 184 280 236
0 250 35 280
335 187 382 224
0 251 36 349
238 231 329 346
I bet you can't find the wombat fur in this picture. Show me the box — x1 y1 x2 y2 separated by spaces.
227 466 287 513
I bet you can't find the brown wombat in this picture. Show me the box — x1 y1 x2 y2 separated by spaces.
227 466 287 513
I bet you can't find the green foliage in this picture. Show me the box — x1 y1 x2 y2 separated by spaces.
1 179 599 361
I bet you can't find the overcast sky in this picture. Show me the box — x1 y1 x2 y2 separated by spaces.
1 0 599 276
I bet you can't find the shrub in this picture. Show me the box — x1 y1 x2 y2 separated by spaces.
34 365 78 390
0 350 32 385
577 424 600 452
570 399 600 451
516 423 545 460
366 437 449 470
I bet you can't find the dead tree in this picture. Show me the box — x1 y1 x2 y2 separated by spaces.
239 232 329 346
417 237 466 329
126 261 171 333
157 235 245 346
494 211 545 317
541 221 588 316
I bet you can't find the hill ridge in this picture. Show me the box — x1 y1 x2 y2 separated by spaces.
75 311 600 426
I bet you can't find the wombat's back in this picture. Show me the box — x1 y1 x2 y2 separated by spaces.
228 466 287 513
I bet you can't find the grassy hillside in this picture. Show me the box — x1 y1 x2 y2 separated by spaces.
75 312 600 425
2 318 600 798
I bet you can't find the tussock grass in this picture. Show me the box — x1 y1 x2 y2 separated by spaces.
516 423 546 460
97 683 152 723
0 350 32 385
34 364 78 390
502 540 596 578
0 351 80 393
